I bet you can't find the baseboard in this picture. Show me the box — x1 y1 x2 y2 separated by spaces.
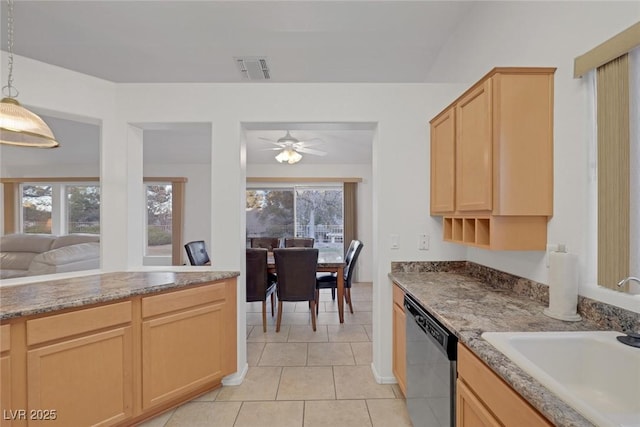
370 362 398 385
222 363 248 386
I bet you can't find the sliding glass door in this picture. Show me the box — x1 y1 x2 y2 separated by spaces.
246 186 343 255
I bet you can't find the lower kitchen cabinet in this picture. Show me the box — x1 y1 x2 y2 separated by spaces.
392 283 406 396
26 302 133 427
457 343 552 427
1 324 12 427
0 278 237 427
457 379 501 427
141 280 236 410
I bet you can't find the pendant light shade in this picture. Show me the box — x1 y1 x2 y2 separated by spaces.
0 0 58 148
0 97 59 147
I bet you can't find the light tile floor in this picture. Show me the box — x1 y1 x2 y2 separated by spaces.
139 282 411 427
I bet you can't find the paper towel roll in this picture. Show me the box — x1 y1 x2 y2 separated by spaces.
543 250 582 321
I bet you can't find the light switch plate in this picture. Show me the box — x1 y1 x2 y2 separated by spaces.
391 234 399 249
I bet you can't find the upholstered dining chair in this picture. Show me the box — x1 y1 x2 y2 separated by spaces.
273 248 319 332
246 248 277 333
283 237 315 248
250 237 281 251
316 239 363 314
184 240 211 265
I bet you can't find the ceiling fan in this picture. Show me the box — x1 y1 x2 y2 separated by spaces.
259 131 327 164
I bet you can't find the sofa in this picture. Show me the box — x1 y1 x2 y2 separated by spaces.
0 233 100 279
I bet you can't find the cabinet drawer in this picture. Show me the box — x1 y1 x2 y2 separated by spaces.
142 282 226 318
27 302 132 346
458 344 551 427
1 324 10 352
392 283 404 307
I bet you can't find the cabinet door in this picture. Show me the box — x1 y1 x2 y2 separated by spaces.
391 284 406 396
141 303 226 410
457 379 501 427
1 325 11 427
456 79 493 211
27 327 133 427
430 107 456 214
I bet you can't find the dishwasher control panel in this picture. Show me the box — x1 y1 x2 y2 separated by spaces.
404 293 457 360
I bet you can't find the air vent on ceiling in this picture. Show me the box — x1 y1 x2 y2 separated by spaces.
235 57 270 80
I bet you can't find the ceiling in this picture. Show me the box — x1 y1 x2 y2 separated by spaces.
0 1 475 165
1 1 475 84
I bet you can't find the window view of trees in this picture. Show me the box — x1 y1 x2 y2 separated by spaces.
22 183 101 234
67 185 100 233
22 185 53 233
247 189 294 237
146 184 173 256
246 186 343 255
296 188 343 245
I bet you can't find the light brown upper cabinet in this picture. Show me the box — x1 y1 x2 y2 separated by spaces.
430 67 555 250
430 106 456 214
456 79 493 212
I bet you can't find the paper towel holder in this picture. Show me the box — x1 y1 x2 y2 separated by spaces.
543 245 582 322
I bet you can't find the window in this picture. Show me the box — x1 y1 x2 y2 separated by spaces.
20 182 100 235
66 185 100 234
145 183 173 257
246 186 344 255
576 21 640 293
22 184 53 233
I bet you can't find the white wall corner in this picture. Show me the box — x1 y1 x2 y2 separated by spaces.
370 362 398 385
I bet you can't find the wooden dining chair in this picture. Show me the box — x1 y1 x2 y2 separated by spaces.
250 237 281 251
316 239 363 314
283 237 315 248
273 248 319 332
246 248 277 332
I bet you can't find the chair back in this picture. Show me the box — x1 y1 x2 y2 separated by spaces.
274 248 319 301
344 240 363 285
284 237 315 248
184 240 210 265
246 248 269 302
250 237 281 251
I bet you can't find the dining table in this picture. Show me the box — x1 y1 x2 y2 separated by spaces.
267 251 347 323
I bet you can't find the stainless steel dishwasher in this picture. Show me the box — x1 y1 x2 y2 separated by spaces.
404 293 458 427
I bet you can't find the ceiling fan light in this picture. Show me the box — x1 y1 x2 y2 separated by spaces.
288 150 302 164
0 98 59 148
275 148 302 164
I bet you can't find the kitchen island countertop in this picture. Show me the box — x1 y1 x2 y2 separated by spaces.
0 270 239 320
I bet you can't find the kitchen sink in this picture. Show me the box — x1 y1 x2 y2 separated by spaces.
481 331 640 427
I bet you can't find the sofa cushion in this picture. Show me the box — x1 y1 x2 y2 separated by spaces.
51 234 100 249
0 251 39 271
27 242 100 276
0 233 57 253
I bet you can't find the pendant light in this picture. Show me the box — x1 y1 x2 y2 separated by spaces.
0 0 58 148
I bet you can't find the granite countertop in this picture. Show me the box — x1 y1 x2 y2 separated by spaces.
0 270 239 320
389 270 604 427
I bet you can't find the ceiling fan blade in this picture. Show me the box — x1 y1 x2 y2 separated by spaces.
296 147 327 156
258 137 285 146
294 141 322 149
259 147 283 151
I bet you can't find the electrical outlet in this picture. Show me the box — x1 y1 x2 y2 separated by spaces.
418 234 429 250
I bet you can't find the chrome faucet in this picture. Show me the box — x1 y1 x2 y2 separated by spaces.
617 276 640 288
